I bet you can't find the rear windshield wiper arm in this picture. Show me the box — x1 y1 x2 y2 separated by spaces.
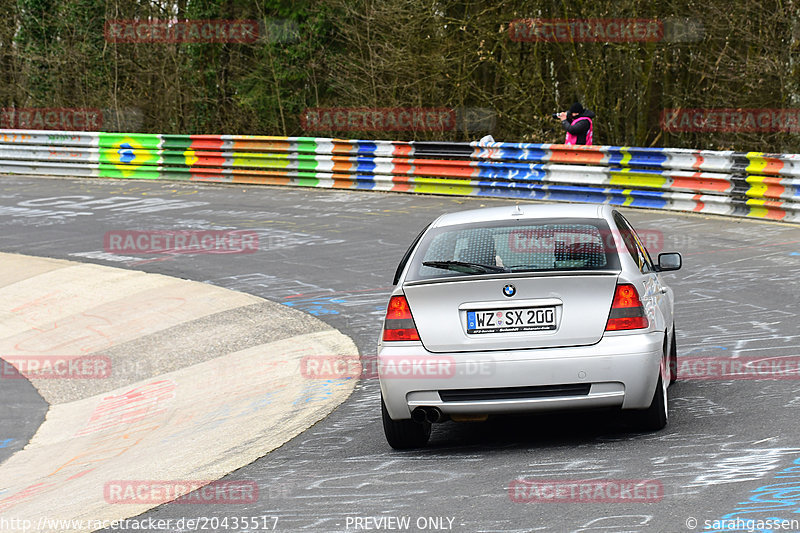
422 260 509 274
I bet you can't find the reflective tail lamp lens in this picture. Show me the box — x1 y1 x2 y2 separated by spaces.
605 283 649 331
382 295 420 341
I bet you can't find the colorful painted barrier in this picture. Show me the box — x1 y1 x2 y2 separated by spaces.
1 129 799 223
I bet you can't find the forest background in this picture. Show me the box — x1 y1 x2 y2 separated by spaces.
1 0 798 151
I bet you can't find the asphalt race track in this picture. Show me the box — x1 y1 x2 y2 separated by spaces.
1 175 800 533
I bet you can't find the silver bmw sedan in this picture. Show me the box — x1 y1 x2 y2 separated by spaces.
378 203 682 449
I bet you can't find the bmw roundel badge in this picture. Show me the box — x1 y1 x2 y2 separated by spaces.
502 284 516 297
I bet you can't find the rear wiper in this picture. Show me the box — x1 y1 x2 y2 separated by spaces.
423 260 509 274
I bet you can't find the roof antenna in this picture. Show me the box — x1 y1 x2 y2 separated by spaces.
512 204 524 216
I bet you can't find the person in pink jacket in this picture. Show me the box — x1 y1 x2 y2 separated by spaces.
557 102 595 145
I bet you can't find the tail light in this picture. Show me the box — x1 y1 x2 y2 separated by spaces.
605 283 649 331
382 295 420 341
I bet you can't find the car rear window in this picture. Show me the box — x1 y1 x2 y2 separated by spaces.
405 218 621 282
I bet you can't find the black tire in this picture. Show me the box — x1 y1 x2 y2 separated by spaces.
634 373 668 432
669 327 678 385
382 396 431 449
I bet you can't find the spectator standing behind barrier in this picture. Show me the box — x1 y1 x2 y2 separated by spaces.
557 102 595 145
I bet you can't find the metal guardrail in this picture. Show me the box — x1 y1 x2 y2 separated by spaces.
1 129 798 223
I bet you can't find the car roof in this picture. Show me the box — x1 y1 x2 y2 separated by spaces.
430 203 613 228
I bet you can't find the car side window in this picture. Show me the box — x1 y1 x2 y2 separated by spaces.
613 212 653 273
632 231 654 272
613 212 643 269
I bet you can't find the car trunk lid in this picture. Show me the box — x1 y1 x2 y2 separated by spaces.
403 272 619 353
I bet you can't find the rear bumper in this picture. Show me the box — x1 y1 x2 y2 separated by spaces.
378 331 664 420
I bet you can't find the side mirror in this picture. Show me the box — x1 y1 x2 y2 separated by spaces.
657 252 682 272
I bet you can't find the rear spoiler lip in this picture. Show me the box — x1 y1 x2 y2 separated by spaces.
402 269 622 287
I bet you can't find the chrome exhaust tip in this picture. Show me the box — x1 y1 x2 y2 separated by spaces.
425 407 444 423
411 407 427 423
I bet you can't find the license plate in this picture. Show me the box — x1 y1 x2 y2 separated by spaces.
466 307 557 334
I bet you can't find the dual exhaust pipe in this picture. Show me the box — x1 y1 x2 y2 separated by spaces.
411 406 445 424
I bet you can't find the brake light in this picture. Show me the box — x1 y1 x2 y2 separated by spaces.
605 283 649 331
382 295 420 341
